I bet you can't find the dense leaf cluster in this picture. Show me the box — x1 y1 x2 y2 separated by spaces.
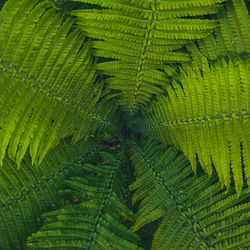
0 0 249 249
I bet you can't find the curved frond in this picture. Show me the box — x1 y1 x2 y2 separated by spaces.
27 145 142 249
70 0 224 116
0 0 117 166
129 138 250 249
0 138 100 249
136 56 250 196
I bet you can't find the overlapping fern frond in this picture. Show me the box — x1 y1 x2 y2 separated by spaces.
186 0 250 67
70 0 225 116
0 0 249 248
136 55 250 196
0 0 118 166
129 138 250 249
27 145 142 249
0 137 100 249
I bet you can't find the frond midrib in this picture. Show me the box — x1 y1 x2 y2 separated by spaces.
0 59 110 125
131 141 212 248
0 144 101 212
139 112 250 131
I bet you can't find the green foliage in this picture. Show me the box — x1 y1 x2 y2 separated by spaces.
69 0 225 116
129 138 250 249
0 0 249 249
0 138 101 249
27 146 142 249
0 0 118 166
136 55 250 196
186 0 250 66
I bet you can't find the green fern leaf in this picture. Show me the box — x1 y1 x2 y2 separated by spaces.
0 0 116 166
69 0 223 117
186 0 249 66
136 56 250 196
0 138 100 249
129 138 250 249
27 144 142 249
0 0 249 248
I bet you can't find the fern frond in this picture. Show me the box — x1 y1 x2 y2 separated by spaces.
27 145 142 249
0 0 117 166
0 0 249 248
0 138 100 249
70 0 223 116
186 0 249 65
219 0 250 54
136 56 250 196
129 138 250 249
